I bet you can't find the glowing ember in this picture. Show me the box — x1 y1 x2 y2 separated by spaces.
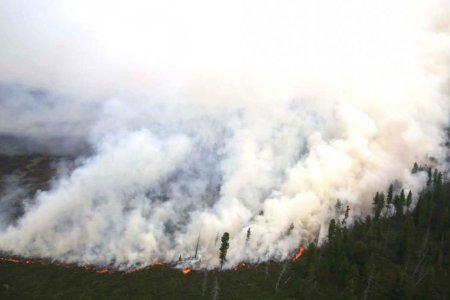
126 263 163 274
181 267 192 275
292 246 305 261
3 258 20 263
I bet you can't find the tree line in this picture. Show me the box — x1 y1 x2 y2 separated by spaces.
290 165 449 299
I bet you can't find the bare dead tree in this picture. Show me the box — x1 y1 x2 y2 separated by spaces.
415 269 429 286
211 275 220 300
275 261 289 292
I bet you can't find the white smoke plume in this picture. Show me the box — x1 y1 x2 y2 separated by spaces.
0 0 449 269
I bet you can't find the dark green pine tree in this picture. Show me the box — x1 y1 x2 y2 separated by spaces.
386 184 394 216
434 171 442 201
328 219 337 241
394 189 406 217
219 232 230 269
412 162 419 173
342 206 350 226
427 167 432 187
373 192 385 219
373 192 381 219
433 169 439 185
246 228 251 243
406 191 413 212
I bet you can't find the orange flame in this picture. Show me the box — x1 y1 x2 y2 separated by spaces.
126 262 163 274
292 246 305 261
0 257 25 264
0 257 35 266
96 268 110 274
181 267 192 275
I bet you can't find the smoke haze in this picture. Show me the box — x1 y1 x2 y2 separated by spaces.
0 0 449 269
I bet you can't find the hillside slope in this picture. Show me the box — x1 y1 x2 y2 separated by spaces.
0 156 449 299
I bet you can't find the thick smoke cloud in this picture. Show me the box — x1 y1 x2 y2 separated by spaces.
0 0 449 269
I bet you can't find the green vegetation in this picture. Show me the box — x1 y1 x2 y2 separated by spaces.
0 156 449 299
219 232 230 269
0 154 57 191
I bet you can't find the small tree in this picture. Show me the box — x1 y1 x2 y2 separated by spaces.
427 167 432 187
246 228 251 243
394 189 405 217
328 219 337 241
386 184 394 215
406 191 413 212
219 232 230 269
335 199 344 215
373 192 385 219
433 169 439 185
342 205 350 226
412 162 419 173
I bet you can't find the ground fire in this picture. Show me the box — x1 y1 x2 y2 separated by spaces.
181 267 192 275
292 246 305 261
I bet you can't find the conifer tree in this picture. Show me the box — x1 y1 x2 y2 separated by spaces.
387 184 394 207
433 169 439 185
342 206 350 226
427 167 432 187
406 191 413 212
394 189 405 217
219 232 230 269
372 192 381 219
385 184 394 216
328 219 337 241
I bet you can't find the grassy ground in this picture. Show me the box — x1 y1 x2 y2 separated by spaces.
0 260 306 300
0 154 57 192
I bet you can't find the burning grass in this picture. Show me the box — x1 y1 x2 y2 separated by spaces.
0 246 307 276
292 246 305 261
0 255 307 299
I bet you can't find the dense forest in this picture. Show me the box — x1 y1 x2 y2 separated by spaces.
0 155 449 299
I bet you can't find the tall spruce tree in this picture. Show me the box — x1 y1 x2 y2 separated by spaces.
406 191 413 212
373 192 383 219
386 184 394 216
219 232 230 269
